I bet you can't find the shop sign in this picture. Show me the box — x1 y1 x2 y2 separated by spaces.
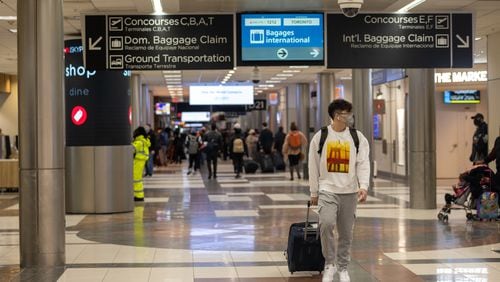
435 70 487 83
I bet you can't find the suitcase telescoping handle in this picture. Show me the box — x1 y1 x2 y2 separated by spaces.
304 201 320 240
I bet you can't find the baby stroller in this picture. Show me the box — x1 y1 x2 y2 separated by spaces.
438 164 494 222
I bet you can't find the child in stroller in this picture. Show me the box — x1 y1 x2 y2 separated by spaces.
438 164 495 222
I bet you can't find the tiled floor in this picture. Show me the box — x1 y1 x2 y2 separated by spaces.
0 161 499 281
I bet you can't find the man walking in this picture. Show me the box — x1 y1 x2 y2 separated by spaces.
308 99 370 282
203 123 223 179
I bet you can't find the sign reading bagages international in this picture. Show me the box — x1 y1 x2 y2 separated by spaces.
327 13 473 68
83 14 234 70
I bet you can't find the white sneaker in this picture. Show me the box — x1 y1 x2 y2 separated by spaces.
322 264 337 282
339 269 350 282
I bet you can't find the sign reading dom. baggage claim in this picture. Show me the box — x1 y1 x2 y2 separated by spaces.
83 14 234 70
327 13 473 68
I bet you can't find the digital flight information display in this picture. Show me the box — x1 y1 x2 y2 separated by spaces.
238 13 324 66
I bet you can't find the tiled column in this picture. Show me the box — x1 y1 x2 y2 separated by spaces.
487 32 500 158
316 73 335 129
131 74 142 131
407 69 436 209
18 0 65 267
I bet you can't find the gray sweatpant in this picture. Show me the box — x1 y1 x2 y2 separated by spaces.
318 190 357 269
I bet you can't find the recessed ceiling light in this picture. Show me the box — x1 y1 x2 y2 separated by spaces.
475 37 482 41
164 74 181 78
162 70 181 74
272 77 287 80
0 16 17 21
289 66 310 69
276 73 293 77
165 78 182 81
8 29 17 33
265 80 279 84
283 70 301 73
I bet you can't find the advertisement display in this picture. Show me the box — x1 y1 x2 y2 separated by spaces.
83 14 234 70
189 85 254 105
443 90 480 104
155 102 171 115
181 112 211 122
65 39 131 146
327 13 473 68
238 13 324 65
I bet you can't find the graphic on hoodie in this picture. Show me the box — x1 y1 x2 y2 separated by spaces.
326 140 350 173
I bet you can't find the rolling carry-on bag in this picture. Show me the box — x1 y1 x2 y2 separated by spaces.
286 201 325 274
260 154 275 173
244 160 259 174
273 153 286 171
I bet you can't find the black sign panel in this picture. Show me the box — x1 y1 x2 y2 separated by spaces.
65 39 131 146
246 99 267 111
84 14 234 70
327 13 473 68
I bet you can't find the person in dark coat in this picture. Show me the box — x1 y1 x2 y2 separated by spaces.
274 126 286 155
258 122 274 155
470 113 488 163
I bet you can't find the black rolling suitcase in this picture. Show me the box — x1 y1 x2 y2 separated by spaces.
244 160 259 173
286 201 325 274
273 152 286 171
260 154 275 173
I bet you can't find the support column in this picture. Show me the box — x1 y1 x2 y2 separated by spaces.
316 73 335 130
488 32 500 160
18 0 65 267
296 83 310 139
141 84 150 126
352 69 374 189
269 104 278 133
407 69 436 209
131 74 141 131
286 85 298 128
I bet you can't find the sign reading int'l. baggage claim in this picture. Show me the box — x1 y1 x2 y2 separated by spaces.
327 13 473 68
83 14 234 70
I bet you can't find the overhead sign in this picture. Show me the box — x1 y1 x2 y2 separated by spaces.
189 85 254 105
83 14 234 70
246 99 267 111
65 39 131 146
237 13 324 66
327 13 473 68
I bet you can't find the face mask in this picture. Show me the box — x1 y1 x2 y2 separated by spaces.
346 115 355 127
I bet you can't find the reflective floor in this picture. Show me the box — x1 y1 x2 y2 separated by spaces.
1 160 499 281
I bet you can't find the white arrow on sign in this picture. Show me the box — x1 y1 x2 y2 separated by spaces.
456 34 470 48
310 49 319 58
89 36 103 51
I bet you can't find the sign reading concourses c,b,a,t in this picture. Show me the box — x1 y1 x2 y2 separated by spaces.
327 13 473 68
83 14 234 70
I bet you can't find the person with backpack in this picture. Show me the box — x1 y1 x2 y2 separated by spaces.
308 99 370 282
185 130 202 176
229 123 248 179
282 122 308 180
203 123 223 179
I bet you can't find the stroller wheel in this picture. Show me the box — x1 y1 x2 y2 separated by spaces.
466 213 473 220
438 213 444 221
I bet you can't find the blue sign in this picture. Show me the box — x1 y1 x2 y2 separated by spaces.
238 13 324 65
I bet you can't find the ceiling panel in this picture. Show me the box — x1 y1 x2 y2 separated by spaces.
90 0 138 11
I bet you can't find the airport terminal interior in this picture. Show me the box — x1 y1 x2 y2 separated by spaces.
1 0 500 281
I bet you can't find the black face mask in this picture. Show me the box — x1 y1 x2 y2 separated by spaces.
473 119 482 126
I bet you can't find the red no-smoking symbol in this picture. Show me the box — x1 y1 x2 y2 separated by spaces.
71 106 88 126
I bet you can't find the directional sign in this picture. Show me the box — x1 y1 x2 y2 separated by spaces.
327 13 473 68
83 14 234 70
238 13 324 66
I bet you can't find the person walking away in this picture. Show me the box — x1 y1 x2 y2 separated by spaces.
259 122 274 155
274 126 286 156
145 124 156 176
282 122 308 180
159 127 170 166
470 113 488 163
203 123 223 179
172 129 184 164
246 129 259 161
308 99 370 282
132 126 151 202
229 123 247 178
185 130 202 175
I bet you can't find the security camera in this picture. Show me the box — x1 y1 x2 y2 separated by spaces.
338 0 363 18
251 66 260 84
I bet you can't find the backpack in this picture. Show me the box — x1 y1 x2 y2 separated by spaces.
187 136 199 154
317 126 359 156
288 132 302 149
233 138 244 153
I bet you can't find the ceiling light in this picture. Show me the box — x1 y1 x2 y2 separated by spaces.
475 37 482 41
165 78 182 81
162 70 181 74
396 0 426 13
272 77 288 80
164 75 181 78
265 80 279 84
8 29 17 33
276 73 293 77
257 90 263 93
229 70 235 74
151 0 163 14
166 81 182 85
289 66 310 69
0 16 16 21
283 70 301 73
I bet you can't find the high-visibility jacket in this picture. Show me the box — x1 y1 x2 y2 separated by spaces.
132 135 151 161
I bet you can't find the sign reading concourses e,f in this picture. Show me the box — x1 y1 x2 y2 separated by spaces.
327 13 473 68
189 85 254 105
83 14 234 70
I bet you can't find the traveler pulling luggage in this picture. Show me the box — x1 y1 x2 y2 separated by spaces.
273 152 286 171
244 159 259 174
286 201 325 274
260 153 275 173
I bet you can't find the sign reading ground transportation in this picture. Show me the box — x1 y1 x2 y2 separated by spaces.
327 13 473 68
84 14 234 70
238 13 324 66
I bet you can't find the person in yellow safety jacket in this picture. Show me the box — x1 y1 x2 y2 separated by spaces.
132 126 151 201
